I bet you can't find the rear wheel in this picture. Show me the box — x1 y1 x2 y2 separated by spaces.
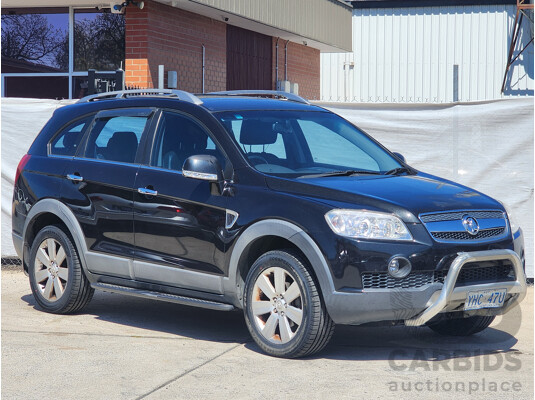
427 314 495 336
29 225 94 314
243 250 334 358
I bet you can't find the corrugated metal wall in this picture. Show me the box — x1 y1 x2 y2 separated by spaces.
321 5 534 103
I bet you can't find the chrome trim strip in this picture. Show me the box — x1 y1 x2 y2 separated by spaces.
225 210 239 230
182 169 218 181
48 154 74 159
72 157 139 167
404 249 527 326
419 209 505 222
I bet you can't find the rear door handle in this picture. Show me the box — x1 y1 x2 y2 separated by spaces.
138 187 158 196
67 174 83 182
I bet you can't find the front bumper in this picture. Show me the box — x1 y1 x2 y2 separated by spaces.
325 249 527 326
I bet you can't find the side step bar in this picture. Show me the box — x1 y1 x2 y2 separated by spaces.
91 283 235 311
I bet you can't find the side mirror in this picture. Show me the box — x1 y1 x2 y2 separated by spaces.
392 152 406 163
182 155 223 182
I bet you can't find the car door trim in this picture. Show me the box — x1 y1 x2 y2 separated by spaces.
133 260 224 294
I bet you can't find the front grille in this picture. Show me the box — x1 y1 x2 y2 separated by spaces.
431 227 505 241
455 263 515 286
361 263 514 289
420 211 504 223
362 271 437 289
419 209 508 243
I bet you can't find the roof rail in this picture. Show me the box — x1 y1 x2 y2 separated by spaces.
207 90 310 105
77 89 203 105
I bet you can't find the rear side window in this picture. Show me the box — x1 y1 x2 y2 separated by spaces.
83 115 150 163
49 116 92 156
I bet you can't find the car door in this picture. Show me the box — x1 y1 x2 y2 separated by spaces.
132 109 229 293
61 108 155 279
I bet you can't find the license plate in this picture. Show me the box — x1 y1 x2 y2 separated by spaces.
464 289 507 311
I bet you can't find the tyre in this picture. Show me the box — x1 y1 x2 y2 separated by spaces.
243 250 335 358
427 314 495 336
28 225 94 314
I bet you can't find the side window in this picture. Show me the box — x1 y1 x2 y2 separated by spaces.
297 120 379 170
83 115 150 163
49 116 92 156
151 111 224 171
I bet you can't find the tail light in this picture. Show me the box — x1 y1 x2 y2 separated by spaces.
15 154 31 185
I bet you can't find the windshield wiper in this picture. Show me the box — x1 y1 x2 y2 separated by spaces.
299 170 381 179
384 167 412 175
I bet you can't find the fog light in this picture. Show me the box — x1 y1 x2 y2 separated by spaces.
388 256 412 278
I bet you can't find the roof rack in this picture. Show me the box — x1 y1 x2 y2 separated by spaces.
207 90 310 105
77 89 203 105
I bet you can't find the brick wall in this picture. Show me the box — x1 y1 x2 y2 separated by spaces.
124 1 321 98
125 1 226 92
272 39 320 100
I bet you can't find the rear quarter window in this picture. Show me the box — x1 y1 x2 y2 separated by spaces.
49 116 93 156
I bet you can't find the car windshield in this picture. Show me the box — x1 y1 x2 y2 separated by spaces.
215 110 402 177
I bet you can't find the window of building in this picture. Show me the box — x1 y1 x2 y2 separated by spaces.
1 7 125 99
74 10 125 72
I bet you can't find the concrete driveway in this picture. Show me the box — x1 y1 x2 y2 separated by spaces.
2 267 533 399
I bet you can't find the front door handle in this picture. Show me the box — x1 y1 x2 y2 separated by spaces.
67 174 83 182
138 187 158 196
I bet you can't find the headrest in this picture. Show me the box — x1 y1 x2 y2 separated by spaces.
109 131 137 146
240 119 277 145
107 131 138 163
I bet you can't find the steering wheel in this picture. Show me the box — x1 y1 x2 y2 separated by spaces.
248 154 270 165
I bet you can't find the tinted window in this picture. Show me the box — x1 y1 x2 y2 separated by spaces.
1 10 69 72
83 115 149 163
217 110 401 177
297 120 378 170
151 111 224 171
50 116 92 156
227 120 286 160
73 10 125 72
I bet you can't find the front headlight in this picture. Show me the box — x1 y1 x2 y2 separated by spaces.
325 209 413 241
502 202 520 233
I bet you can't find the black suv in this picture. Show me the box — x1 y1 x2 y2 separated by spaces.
12 89 527 358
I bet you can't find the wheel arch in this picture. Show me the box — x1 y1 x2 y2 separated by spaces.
224 219 335 308
22 199 89 275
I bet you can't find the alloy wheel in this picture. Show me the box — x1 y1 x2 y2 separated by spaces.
34 238 69 301
251 266 303 344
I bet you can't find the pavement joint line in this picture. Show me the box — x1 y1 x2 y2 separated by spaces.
135 343 242 400
2 329 251 343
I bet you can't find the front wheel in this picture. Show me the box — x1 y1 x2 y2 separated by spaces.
427 314 495 336
243 250 334 358
28 225 94 314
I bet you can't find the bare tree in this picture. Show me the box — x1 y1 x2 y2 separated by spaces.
1 14 65 69
66 13 125 71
